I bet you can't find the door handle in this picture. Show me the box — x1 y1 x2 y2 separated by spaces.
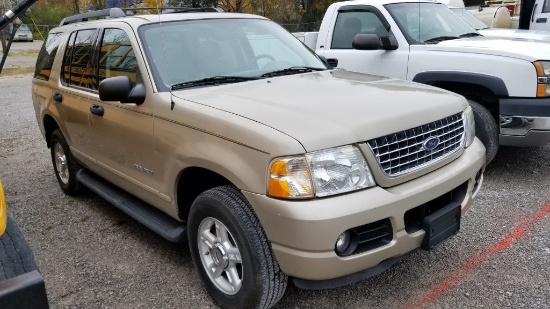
536 18 547 23
327 58 339 67
53 92 63 103
90 104 104 117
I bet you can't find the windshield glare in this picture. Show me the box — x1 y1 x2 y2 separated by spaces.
140 18 326 91
386 3 478 44
450 8 488 30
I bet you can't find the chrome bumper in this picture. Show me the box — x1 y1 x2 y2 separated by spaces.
499 116 550 146
499 97 550 146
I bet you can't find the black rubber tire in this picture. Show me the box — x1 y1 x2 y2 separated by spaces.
188 186 287 309
468 100 499 165
0 214 39 281
50 129 81 195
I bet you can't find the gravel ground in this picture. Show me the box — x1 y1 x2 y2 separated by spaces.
1 71 549 307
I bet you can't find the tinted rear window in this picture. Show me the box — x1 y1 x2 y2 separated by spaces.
34 33 63 81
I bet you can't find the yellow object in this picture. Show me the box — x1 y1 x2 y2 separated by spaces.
0 179 7 236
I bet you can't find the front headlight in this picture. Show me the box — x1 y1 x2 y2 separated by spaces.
463 106 475 148
268 145 375 199
533 61 550 97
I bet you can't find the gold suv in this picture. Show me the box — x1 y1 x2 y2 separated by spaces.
32 8 485 309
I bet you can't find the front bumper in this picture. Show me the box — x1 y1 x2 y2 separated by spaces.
499 97 550 146
244 139 485 284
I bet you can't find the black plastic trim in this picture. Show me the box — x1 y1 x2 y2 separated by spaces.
293 250 417 290
0 270 49 309
412 71 509 97
500 97 550 117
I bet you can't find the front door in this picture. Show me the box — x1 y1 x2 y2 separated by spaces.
531 0 550 31
321 6 409 80
87 26 158 198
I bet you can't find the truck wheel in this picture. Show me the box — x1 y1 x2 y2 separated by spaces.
50 129 81 195
188 186 287 309
468 100 499 164
0 214 39 281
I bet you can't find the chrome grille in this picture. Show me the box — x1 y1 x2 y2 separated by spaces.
367 113 464 177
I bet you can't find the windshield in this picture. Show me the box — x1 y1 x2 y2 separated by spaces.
386 3 478 44
139 18 327 91
450 8 489 30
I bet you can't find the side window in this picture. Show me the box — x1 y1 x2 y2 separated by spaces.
331 11 388 49
62 29 98 90
34 33 63 81
543 0 550 13
99 28 138 84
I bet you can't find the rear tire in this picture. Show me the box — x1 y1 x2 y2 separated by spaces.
50 129 81 195
468 100 499 165
188 186 287 309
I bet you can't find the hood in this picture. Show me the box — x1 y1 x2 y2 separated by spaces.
426 36 550 61
478 28 550 43
172 70 466 152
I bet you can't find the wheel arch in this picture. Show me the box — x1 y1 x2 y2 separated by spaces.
43 114 60 148
175 166 237 222
413 71 507 116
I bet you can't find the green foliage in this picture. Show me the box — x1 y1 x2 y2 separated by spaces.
21 5 73 26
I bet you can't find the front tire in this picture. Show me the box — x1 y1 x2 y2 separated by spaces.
50 129 81 195
188 186 287 309
468 100 499 165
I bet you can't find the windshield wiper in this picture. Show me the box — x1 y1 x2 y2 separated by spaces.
261 66 325 78
170 76 258 90
424 36 459 44
459 32 482 38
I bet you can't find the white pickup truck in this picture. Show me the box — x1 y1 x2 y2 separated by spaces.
295 0 550 163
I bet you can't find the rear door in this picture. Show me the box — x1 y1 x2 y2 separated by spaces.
56 28 99 159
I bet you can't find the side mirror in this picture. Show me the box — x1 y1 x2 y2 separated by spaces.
352 34 399 51
99 76 145 105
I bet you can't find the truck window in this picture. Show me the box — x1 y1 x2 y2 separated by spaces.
543 0 550 13
331 11 388 49
62 29 99 90
34 33 63 81
99 28 138 84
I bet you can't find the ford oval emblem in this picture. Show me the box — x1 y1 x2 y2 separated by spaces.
423 137 440 151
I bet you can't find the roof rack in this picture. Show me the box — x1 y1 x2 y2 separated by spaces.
122 7 223 15
58 6 223 26
59 8 126 26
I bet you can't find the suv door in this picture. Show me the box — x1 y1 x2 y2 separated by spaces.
531 0 550 30
88 26 158 201
321 6 409 79
58 29 99 159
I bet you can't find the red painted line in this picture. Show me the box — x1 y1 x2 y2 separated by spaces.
405 201 550 309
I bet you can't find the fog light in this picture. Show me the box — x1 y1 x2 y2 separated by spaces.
335 231 351 254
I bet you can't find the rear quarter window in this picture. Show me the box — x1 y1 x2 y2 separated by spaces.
34 33 63 81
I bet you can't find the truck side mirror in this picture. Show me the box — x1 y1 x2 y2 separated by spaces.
99 76 145 105
352 34 398 51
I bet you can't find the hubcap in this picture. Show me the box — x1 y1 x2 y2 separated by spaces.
197 217 243 295
53 143 69 184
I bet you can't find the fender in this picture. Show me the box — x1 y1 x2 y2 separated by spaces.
412 71 509 97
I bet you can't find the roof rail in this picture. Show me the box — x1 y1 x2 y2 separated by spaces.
121 7 223 15
59 8 126 26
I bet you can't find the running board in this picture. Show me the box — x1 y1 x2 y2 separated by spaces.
76 169 187 243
